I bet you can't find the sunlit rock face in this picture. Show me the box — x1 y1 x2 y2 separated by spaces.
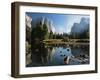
25 15 32 42
32 17 55 33
44 17 55 33
26 14 32 28
25 15 32 66
71 17 89 35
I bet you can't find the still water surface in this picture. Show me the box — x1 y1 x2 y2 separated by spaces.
26 45 89 67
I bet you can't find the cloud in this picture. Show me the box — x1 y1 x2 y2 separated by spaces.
55 26 66 34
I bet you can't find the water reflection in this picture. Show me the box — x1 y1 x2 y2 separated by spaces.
26 43 89 67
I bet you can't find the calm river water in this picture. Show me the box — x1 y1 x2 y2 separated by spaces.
26 44 89 67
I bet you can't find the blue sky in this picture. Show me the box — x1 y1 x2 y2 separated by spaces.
26 12 89 34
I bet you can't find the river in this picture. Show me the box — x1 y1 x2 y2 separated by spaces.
26 44 89 67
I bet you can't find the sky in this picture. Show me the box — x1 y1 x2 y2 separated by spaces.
26 12 89 34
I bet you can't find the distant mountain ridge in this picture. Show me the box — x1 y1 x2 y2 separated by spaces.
71 17 89 35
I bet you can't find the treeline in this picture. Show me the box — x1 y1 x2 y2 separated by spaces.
31 21 49 41
70 29 89 39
